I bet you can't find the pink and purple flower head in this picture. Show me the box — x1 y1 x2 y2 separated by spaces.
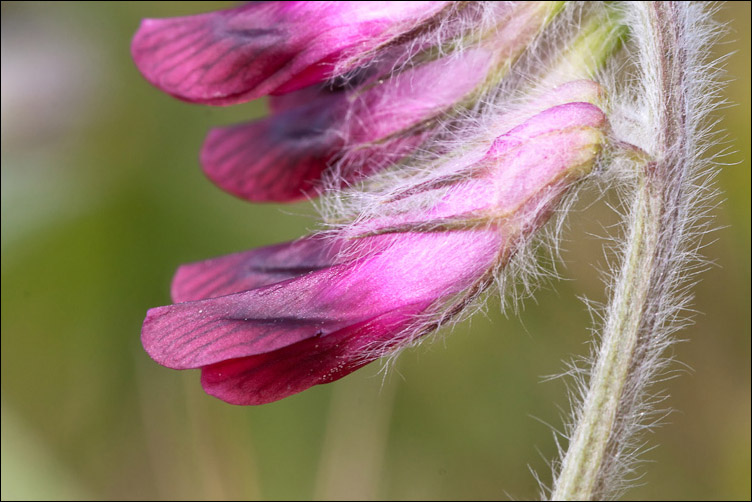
133 2 607 405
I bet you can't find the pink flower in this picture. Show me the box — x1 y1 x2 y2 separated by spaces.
141 83 607 405
131 1 453 105
133 2 561 202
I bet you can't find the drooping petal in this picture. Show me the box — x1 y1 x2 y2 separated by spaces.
200 97 343 202
200 301 430 405
131 1 451 105
171 236 344 303
142 230 501 370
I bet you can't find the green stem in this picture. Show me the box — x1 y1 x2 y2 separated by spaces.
551 168 662 500
552 3 687 499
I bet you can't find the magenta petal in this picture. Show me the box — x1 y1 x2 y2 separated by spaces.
200 99 343 202
144 230 501 370
131 4 290 105
143 264 365 371
200 301 429 405
131 2 450 105
171 237 344 303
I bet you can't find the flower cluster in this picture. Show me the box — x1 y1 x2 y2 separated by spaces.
134 1 613 405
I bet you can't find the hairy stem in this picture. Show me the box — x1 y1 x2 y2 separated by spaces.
551 170 661 500
551 2 689 499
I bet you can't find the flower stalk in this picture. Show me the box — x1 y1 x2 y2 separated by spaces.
551 168 661 500
552 2 718 499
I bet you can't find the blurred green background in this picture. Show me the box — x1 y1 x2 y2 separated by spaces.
1 2 749 500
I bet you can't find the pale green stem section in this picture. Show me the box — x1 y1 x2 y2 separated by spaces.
551 170 661 501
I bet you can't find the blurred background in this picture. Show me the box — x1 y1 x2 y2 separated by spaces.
1 2 749 500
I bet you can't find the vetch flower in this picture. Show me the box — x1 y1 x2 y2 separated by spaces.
141 81 607 405
134 2 563 201
130 1 455 105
